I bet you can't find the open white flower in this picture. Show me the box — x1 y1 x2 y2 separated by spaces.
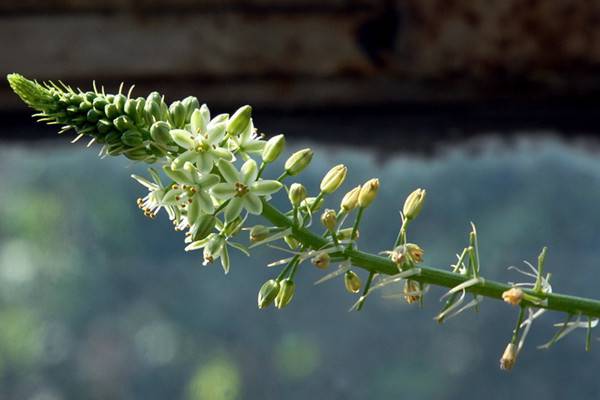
169 106 233 173
227 118 265 157
161 162 219 215
211 159 282 221
132 168 175 220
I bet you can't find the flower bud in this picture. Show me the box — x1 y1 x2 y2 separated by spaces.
337 228 359 241
320 209 337 231
358 178 379 208
311 252 330 269
181 96 200 120
258 279 280 309
284 235 300 250
113 115 134 132
500 343 517 371
275 278 295 309
123 147 149 161
150 121 172 145
262 134 286 163
284 148 313 176
320 164 347 194
502 287 524 306
104 103 120 120
249 225 270 243
192 215 216 241
203 234 224 265
340 186 361 211
344 271 361 293
403 188 426 220
223 216 244 237
227 105 252 136
121 129 144 147
169 100 187 128
288 183 307 207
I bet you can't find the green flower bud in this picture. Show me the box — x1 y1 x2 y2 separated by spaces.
113 115 134 132
191 214 216 241
262 134 286 163
86 108 102 123
275 278 295 309
403 188 426 220
182 96 200 120
121 129 144 147
320 164 347 194
358 178 379 208
249 225 270 243
258 279 280 309
169 100 187 128
284 148 313 176
114 94 127 113
93 97 108 111
124 146 150 161
344 271 361 293
284 235 300 250
311 252 330 269
288 183 307 207
223 216 244 237
321 209 337 231
203 234 225 265
104 103 120 120
227 105 252 136
124 98 138 119
337 228 359 241
341 185 361 211
150 121 172 145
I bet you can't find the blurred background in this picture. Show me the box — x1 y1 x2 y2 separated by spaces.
2 1 600 399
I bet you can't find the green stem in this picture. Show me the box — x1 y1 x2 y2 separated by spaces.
511 306 526 344
260 201 600 318
346 207 365 251
356 271 375 311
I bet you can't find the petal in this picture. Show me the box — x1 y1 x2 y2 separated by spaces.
251 180 282 196
211 183 236 200
207 121 226 144
211 146 234 161
217 159 240 183
171 150 197 170
196 152 213 174
190 106 209 134
131 174 158 190
187 196 201 224
161 189 184 205
196 173 220 188
243 193 263 215
239 119 254 143
243 140 266 153
241 159 258 184
195 191 215 214
163 165 193 185
209 113 229 126
170 129 195 149
225 197 244 221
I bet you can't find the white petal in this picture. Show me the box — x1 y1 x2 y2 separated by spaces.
211 183 236 200
241 159 258 184
243 193 262 215
217 159 240 183
225 197 244 221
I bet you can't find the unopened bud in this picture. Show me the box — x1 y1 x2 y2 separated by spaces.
337 228 359 241
403 188 426 220
344 271 361 293
500 343 517 371
320 164 347 194
169 100 187 128
275 278 295 309
121 129 144 147
284 148 313 176
358 178 379 208
502 287 524 306
249 225 270 243
227 105 252 136
320 209 337 231
203 235 224 265
150 121 172 145
262 134 286 163
258 279 280 309
341 186 361 211
311 252 330 269
288 183 307 207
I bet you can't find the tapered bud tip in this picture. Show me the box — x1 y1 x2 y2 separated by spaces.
227 105 252 136
320 164 347 194
288 183 307 207
320 209 337 231
358 178 379 208
344 271 361 293
262 134 286 163
284 148 313 176
502 287 524 306
311 252 330 269
7 73 53 111
403 188 426 220
500 343 517 371
258 279 280 309
275 278 295 309
341 186 361 211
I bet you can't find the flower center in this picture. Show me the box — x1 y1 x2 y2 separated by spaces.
234 182 249 197
195 141 209 153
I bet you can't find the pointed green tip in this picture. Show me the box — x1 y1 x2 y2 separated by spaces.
6 73 54 111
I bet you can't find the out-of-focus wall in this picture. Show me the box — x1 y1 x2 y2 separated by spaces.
2 0 600 109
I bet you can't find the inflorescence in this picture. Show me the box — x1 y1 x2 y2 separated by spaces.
8 73 600 370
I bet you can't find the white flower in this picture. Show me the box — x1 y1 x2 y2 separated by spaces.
210 159 282 221
169 106 233 173
132 168 174 220
227 118 265 157
161 162 219 216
